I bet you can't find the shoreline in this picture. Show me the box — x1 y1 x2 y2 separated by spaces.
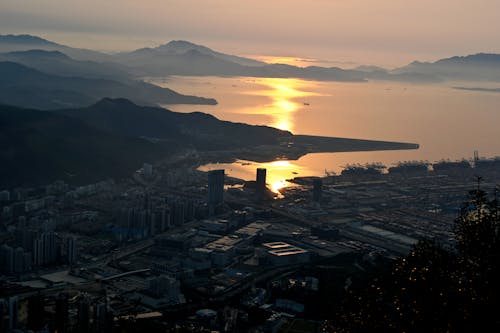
195 134 419 165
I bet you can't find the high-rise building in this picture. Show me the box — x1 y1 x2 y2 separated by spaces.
143 163 153 178
33 232 57 266
0 298 8 333
151 208 170 235
0 245 30 274
170 201 186 226
256 168 267 194
8 296 18 331
93 301 112 333
55 293 69 333
146 275 182 301
32 238 44 267
42 232 57 265
14 247 25 273
77 294 91 333
27 294 45 331
66 237 77 265
208 169 225 210
0 245 14 274
0 190 10 202
313 178 323 202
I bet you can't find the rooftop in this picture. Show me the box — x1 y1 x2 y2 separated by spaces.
263 241 292 249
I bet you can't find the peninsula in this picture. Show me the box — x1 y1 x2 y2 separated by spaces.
0 98 418 186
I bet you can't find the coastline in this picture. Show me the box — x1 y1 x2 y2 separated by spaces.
196 134 419 165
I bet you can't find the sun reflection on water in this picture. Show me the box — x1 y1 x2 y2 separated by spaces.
199 159 316 195
265 160 296 193
244 78 320 132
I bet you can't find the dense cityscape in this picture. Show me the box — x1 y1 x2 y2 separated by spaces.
1 155 499 332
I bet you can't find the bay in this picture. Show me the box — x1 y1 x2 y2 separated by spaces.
149 76 500 190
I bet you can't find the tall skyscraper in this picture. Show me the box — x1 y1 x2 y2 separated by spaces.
42 232 57 265
208 169 225 207
32 238 44 267
33 232 57 266
93 301 112 333
143 163 153 178
8 297 18 331
14 247 25 273
313 178 323 202
55 293 69 333
27 294 45 331
66 237 77 265
0 245 14 274
256 168 267 193
77 294 91 333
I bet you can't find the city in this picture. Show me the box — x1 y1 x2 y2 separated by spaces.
1 154 498 332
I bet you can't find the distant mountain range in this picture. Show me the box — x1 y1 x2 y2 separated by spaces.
113 40 368 81
0 49 130 80
3 34 500 86
120 40 266 67
0 61 216 109
393 53 500 82
0 35 221 109
0 34 112 62
112 39 500 83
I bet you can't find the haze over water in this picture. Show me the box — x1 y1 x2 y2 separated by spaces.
152 75 500 191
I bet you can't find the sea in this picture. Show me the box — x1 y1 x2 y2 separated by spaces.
148 76 500 191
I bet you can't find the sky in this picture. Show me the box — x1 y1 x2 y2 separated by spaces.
1 0 500 67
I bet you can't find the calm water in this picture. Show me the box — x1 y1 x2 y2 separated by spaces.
149 76 500 191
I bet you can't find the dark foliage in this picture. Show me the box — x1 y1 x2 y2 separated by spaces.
325 188 500 332
0 104 166 187
0 99 289 186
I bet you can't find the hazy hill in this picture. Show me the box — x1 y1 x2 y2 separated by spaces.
115 39 443 82
1 35 365 81
0 49 131 80
393 53 500 81
145 40 265 66
0 62 216 109
117 47 249 76
0 34 112 62
56 98 290 150
116 42 367 81
4 34 494 83
0 34 58 47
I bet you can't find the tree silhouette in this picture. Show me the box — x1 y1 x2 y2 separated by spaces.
325 187 500 332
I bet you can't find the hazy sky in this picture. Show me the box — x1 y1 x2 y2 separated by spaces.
1 0 499 66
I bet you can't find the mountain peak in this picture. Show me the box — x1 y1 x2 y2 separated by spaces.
164 40 200 47
435 53 500 65
157 40 211 54
92 97 139 109
0 34 58 46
